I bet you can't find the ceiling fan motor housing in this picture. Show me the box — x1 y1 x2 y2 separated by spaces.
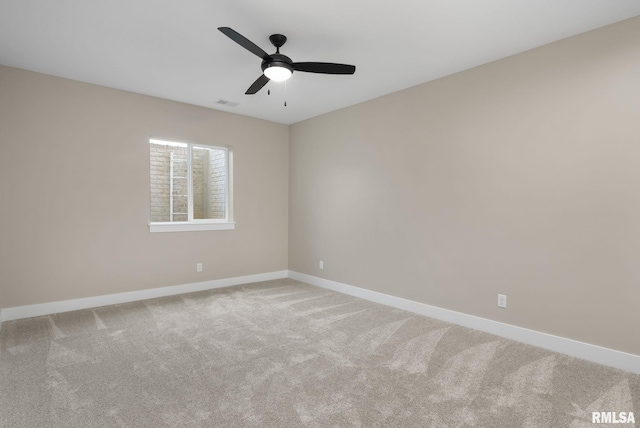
261 53 294 75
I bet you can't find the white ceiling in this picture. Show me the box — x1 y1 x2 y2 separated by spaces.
1 1 639 125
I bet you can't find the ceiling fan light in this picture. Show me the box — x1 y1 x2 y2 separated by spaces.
264 65 292 82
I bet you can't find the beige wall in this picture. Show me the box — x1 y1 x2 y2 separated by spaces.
0 65 289 308
289 17 640 355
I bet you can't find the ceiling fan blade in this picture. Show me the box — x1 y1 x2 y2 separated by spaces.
245 74 270 95
292 62 356 75
218 27 270 60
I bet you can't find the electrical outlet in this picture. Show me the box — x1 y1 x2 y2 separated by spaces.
196 263 203 272
498 294 507 308
319 260 324 270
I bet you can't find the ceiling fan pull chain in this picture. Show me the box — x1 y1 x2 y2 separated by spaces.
284 80 287 107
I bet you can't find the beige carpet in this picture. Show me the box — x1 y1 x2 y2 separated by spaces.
1 278 638 427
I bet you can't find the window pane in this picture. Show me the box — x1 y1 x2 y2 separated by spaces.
150 140 188 222
193 146 227 220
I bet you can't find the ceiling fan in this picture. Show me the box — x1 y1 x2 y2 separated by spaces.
218 27 356 95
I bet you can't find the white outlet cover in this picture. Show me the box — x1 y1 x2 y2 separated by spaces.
498 294 507 308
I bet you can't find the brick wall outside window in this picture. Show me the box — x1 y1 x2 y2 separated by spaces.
150 142 226 222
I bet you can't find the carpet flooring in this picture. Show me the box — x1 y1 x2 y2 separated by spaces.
1 278 638 427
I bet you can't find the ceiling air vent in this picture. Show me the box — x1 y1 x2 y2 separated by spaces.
216 99 239 107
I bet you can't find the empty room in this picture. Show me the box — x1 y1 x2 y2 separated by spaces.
1 1 639 427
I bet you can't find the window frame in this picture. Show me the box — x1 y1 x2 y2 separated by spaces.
148 138 235 233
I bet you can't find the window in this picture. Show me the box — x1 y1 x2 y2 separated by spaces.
148 138 234 232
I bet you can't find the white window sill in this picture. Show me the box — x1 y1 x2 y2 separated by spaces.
149 221 235 233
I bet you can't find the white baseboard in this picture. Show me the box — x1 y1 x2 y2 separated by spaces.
288 271 640 374
1 270 288 322
3 269 637 374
